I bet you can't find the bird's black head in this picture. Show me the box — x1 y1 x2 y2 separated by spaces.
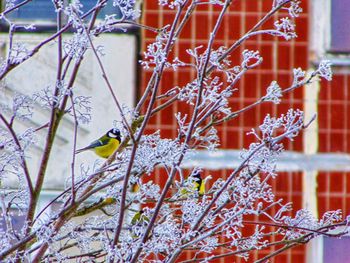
191 170 202 180
107 128 121 140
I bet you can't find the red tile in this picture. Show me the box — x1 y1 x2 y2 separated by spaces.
227 14 242 40
293 45 308 68
295 16 308 42
299 0 308 13
195 13 210 39
292 133 303 152
160 71 174 93
213 13 226 41
329 197 343 211
290 253 305 263
292 172 302 190
278 44 291 70
330 104 345 130
176 42 195 64
318 196 328 216
318 82 330 101
246 0 259 12
293 85 303 100
330 74 345 101
163 12 177 26
275 173 290 193
331 133 346 152
276 73 291 89
317 103 329 129
231 0 243 11
145 0 159 11
260 43 273 70
245 14 259 32
195 2 209 11
244 72 258 98
176 69 193 87
243 107 258 127
318 132 329 152
292 195 303 211
262 0 273 12
144 12 160 28
160 101 174 125
179 15 192 39
329 172 344 192
317 172 328 192
225 129 240 148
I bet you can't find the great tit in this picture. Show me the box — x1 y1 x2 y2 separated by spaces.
130 210 150 239
75 128 121 158
130 210 149 226
191 171 205 196
179 171 205 197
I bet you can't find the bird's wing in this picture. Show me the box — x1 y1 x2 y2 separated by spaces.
75 139 106 154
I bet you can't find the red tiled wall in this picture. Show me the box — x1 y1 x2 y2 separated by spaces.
141 0 308 152
319 75 350 153
317 73 350 221
139 0 350 261
317 172 350 217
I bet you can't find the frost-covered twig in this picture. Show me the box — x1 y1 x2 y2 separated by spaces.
0 114 33 196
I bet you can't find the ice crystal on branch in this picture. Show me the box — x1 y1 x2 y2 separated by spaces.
317 60 332 81
159 0 186 9
242 50 263 69
264 81 282 104
274 17 297 40
63 30 89 60
287 0 303 17
8 43 31 65
193 127 220 150
141 30 172 70
113 0 140 20
68 95 92 125
292 67 306 86
10 94 34 121
281 209 342 240
242 110 305 175
132 131 183 174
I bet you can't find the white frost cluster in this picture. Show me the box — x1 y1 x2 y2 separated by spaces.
133 131 183 174
317 60 332 81
113 0 141 20
158 0 186 9
274 17 297 40
141 31 171 70
264 81 282 104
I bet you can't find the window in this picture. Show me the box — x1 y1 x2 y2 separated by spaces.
324 236 350 263
329 0 350 53
311 0 350 66
1 0 122 26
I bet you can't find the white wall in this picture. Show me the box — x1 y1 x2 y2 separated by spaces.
0 32 137 189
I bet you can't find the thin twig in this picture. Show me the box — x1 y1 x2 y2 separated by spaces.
0 114 33 196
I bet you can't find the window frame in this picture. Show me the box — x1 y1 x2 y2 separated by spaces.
311 0 350 66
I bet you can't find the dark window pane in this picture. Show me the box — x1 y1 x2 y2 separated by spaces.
7 0 56 21
81 0 122 19
324 236 350 263
330 0 350 53
6 0 121 22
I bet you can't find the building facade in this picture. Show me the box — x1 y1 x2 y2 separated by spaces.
140 0 350 262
